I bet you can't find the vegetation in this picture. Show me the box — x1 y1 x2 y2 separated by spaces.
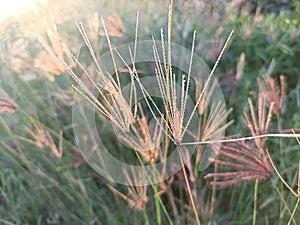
0 0 299 224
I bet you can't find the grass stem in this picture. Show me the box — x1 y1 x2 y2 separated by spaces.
155 187 162 225
179 150 201 225
252 179 259 225
287 198 299 225
277 114 284 224
134 150 173 225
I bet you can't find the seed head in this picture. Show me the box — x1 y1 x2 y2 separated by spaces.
205 141 273 187
0 97 18 114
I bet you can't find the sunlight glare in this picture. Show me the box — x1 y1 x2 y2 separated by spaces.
0 0 44 19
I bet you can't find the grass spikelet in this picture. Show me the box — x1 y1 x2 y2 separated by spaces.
0 97 18 114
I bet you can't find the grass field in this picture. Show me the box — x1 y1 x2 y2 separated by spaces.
0 0 299 224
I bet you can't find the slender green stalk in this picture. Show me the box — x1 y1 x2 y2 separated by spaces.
287 198 299 225
270 178 297 225
167 188 180 224
252 179 259 225
277 114 284 165
134 150 173 225
179 150 201 225
154 186 174 225
277 114 284 225
155 185 162 225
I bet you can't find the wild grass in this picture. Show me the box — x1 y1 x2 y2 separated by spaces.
0 0 300 224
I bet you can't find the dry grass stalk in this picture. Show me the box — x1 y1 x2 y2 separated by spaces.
195 80 217 116
118 104 164 164
85 13 124 40
266 150 299 198
180 30 234 144
21 119 63 158
297 161 300 198
108 170 148 210
205 141 273 187
152 30 196 144
244 94 274 149
264 131 300 198
99 15 125 37
34 51 65 79
156 176 175 196
195 80 234 166
36 13 137 133
101 77 136 129
258 74 286 115
0 97 18 113
108 184 148 210
207 91 277 187
30 6 75 79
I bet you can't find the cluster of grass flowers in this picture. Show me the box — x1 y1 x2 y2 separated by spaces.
0 0 300 224
34 1 300 224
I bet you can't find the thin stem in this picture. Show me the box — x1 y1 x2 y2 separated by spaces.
167 188 180 224
252 179 259 225
114 47 175 142
267 150 299 224
181 29 234 140
167 0 174 78
208 163 218 225
155 183 162 225
277 114 284 225
156 194 173 225
266 150 298 197
270 178 297 225
179 149 201 225
134 150 173 225
182 133 300 146
287 198 300 225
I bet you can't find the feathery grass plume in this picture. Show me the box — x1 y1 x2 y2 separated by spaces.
2 37 33 74
19 119 62 158
28 5 76 81
99 15 125 37
108 170 148 210
156 176 175 196
36 9 137 133
118 104 164 164
205 141 273 187
85 13 124 41
152 31 190 144
0 96 18 113
195 79 234 167
34 51 66 79
244 94 274 149
258 74 286 115
150 28 233 146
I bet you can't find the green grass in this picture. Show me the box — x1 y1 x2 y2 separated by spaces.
0 0 300 224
